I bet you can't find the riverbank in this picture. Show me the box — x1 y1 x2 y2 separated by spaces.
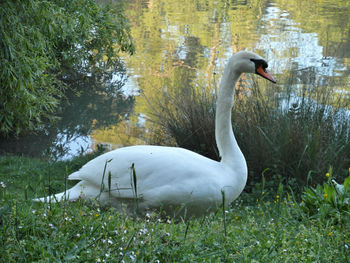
0 154 349 262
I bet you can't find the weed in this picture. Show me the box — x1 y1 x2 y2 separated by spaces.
301 167 350 223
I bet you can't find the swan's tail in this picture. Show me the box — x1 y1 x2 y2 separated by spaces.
33 181 88 203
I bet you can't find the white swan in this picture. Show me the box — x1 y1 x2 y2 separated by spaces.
34 51 276 218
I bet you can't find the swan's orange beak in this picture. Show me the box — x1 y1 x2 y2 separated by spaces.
256 66 276 83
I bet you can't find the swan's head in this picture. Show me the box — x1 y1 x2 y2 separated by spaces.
230 51 276 83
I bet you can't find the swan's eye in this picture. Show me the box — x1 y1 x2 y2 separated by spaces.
250 59 268 71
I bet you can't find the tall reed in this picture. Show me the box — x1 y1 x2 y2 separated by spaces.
152 72 350 189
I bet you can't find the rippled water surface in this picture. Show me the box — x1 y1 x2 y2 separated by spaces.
2 0 350 159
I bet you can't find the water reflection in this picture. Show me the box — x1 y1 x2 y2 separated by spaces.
0 66 134 160
2 0 350 159
256 3 348 78
87 0 350 153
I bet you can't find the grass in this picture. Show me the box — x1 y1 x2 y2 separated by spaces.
1 154 349 262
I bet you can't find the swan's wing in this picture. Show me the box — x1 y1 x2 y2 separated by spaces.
68 145 223 202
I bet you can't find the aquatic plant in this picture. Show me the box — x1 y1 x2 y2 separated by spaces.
153 73 350 187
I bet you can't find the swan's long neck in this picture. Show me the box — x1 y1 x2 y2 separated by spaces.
215 61 246 170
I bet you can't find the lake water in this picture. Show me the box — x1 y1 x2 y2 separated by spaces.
2 0 349 159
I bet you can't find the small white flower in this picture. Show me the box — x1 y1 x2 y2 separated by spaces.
345 244 349 249
107 239 113 245
76 233 81 237
139 228 148 235
0 181 6 188
48 223 54 229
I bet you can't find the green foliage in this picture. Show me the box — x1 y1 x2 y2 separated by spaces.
301 168 350 222
0 0 134 136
